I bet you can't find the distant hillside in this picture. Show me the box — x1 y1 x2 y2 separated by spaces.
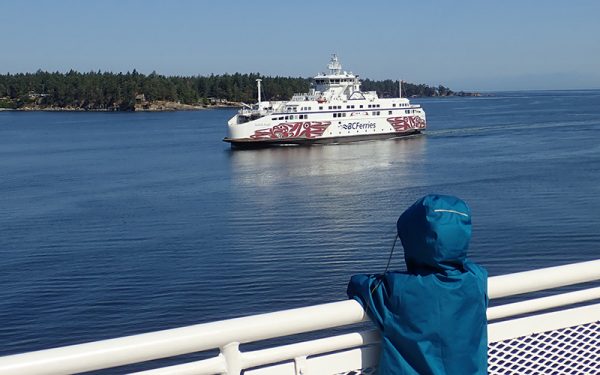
0 70 474 111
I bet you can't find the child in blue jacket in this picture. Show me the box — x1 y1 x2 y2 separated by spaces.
347 194 488 375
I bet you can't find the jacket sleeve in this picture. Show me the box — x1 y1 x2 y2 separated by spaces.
346 274 387 330
465 260 489 307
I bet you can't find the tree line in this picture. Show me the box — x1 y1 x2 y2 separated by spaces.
0 70 455 111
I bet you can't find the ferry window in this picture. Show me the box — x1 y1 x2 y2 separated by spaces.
333 113 337 118
278 117 284 120
328 106 332 110
359 105 363 108
319 106 323 110
393 104 396 107
405 110 409 114
285 116 289 120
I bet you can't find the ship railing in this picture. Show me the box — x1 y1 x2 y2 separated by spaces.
0 259 598 375
290 94 316 101
238 108 273 118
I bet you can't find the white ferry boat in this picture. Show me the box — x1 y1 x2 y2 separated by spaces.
224 55 426 147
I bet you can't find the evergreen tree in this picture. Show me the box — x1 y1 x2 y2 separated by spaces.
0 70 451 111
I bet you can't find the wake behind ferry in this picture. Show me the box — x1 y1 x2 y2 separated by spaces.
224 55 426 147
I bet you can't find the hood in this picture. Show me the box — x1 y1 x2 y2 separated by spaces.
397 195 471 274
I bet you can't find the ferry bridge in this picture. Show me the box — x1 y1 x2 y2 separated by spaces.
0 259 598 375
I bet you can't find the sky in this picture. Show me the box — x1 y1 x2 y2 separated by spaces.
1 0 599 91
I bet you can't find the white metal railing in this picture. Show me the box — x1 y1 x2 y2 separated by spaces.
0 259 598 375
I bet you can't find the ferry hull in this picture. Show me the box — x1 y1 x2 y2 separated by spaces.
224 129 422 148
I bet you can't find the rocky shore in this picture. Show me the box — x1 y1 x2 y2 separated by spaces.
0 99 242 112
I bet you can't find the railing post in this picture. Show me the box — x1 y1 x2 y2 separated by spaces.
294 355 308 375
220 342 242 375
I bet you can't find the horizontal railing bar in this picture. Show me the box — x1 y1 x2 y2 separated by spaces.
132 330 381 375
488 303 600 342
130 355 226 375
0 259 598 375
241 330 380 370
488 259 600 299
0 301 366 375
487 286 600 320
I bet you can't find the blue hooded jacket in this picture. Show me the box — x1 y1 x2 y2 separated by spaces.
347 195 488 375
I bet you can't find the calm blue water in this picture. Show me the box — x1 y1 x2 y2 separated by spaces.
1 91 599 359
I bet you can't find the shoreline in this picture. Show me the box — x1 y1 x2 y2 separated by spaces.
0 103 242 112
0 94 489 113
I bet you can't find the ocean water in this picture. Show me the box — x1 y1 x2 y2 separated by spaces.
0 91 599 361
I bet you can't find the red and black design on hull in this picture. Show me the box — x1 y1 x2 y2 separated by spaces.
250 121 331 140
386 116 426 132
224 130 422 149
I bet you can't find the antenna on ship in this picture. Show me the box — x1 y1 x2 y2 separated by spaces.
399 79 403 98
328 54 342 75
256 79 262 105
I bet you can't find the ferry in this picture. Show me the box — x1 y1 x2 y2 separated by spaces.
224 55 426 147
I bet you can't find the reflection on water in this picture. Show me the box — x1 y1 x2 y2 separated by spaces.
229 136 426 186
224 137 429 299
